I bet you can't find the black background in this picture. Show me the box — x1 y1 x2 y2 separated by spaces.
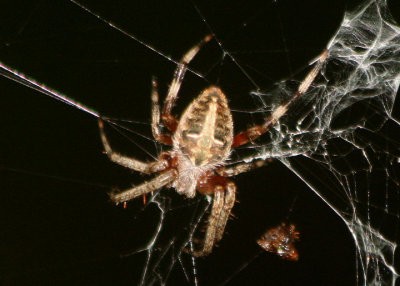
1 0 399 285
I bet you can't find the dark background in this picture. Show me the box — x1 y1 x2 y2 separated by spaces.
1 0 399 285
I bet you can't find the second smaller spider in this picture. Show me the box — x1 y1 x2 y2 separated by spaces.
257 222 300 261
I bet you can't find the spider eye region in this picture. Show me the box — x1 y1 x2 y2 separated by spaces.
173 86 234 167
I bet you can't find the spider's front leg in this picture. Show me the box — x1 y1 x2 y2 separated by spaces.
151 77 173 145
194 178 236 257
98 119 167 174
110 169 178 205
161 34 213 133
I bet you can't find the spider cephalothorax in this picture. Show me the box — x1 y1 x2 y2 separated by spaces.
99 35 327 256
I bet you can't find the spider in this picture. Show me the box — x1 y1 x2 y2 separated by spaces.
257 223 300 261
98 35 328 257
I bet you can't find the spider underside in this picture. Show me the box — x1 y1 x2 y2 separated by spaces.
99 35 328 256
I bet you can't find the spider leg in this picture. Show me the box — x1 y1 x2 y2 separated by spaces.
215 181 236 242
233 50 328 147
98 119 168 174
193 187 224 257
216 159 268 177
151 77 173 145
161 34 213 133
110 169 178 205
193 179 236 257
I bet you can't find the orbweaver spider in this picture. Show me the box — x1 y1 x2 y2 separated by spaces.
98 35 328 256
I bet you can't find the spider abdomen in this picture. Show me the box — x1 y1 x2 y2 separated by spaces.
173 86 233 167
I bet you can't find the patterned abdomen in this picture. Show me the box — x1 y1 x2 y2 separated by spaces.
173 86 233 167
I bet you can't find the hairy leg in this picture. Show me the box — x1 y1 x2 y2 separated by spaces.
110 169 177 205
193 187 224 257
162 35 213 132
151 77 173 145
233 50 328 147
99 119 167 173
193 179 236 257
216 159 268 177
215 181 236 242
